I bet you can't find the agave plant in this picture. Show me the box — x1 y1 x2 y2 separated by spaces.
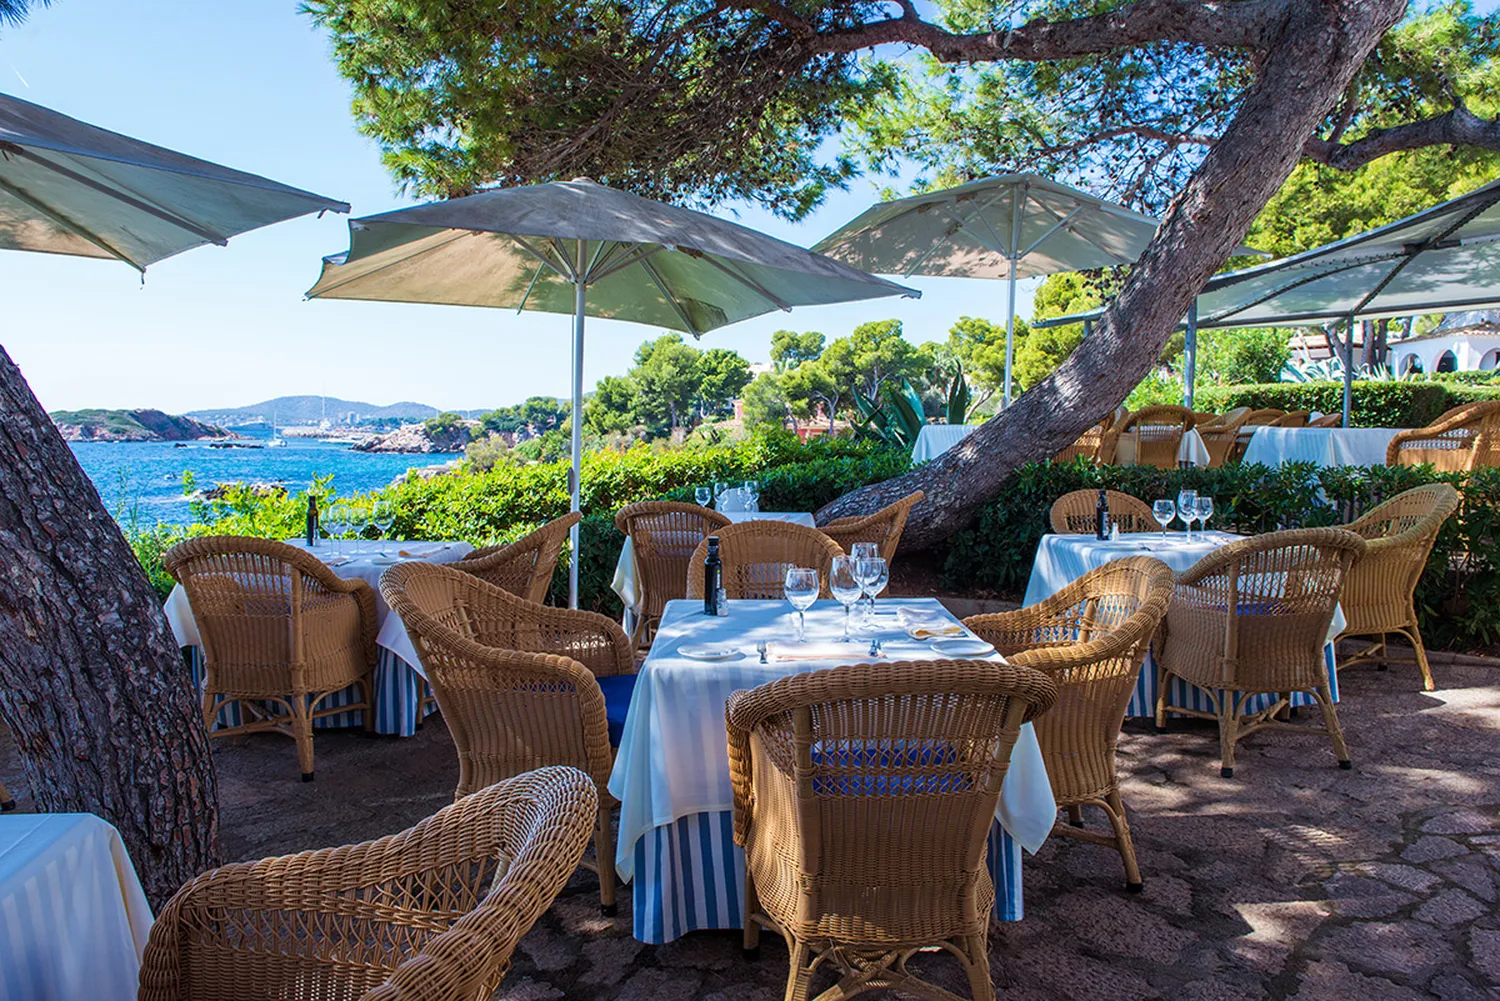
852 364 981 448
1279 357 1412 383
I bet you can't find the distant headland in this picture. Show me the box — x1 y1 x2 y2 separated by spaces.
52 409 234 443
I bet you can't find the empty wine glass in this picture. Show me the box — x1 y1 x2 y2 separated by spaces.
856 556 889 621
327 502 349 556
1176 488 1198 541
1196 496 1215 535
850 541 880 562
742 480 761 513
783 567 820 643
713 481 731 509
695 485 712 508
829 556 863 642
348 503 369 550
373 500 395 553
1152 499 1175 538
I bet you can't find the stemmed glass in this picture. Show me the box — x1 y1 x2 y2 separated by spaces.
1152 499 1175 538
1176 488 1198 541
856 556 889 621
783 567 820 643
829 556 863 642
1196 496 1215 536
327 502 349 556
742 480 761 513
713 481 731 509
348 503 369 551
373 500 395 554
695 486 712 508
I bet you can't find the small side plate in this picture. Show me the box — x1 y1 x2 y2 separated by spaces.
677 645 744 662
931 638 996 657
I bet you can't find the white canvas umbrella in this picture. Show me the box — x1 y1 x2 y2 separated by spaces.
813 174 1165 407
0 91 348 270
306 178 919 606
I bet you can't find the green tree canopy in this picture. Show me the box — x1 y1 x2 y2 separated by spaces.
770 330 826 372
819 319 929 403
584 375 638 435
740 371 791 428
696 348 753 415
632 334 703 430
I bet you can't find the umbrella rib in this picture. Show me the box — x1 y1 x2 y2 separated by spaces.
9 145 231 246
1019 204 1085 259
687 251 793 311
516 261 546 314
638 255 702 334
507 234 574 281
308 230 477 297
1346 193 1500 318
898 188 1011 276
0 172 142 269
1031 195 1130 264
1200 252 1405 325
588 244 664 284
549 237 581 281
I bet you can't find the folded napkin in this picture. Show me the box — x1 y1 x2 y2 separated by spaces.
397 545 447 559
896 607 965 640
769 641 880 662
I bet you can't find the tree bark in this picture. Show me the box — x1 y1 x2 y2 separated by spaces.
815 0 1408 549
0 345 220 907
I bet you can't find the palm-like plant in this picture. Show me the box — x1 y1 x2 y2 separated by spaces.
852 365 980 449
0 0 49 27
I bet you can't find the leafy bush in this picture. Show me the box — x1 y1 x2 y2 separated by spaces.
939 460 1499 653
1195 381 1457 427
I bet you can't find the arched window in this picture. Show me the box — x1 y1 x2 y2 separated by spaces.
1481 349 1499 371
1400 354 1424 375
1436 350 1458 373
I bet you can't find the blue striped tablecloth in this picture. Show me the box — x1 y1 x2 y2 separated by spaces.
0 813 153 1001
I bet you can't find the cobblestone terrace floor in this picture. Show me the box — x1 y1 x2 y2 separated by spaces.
5 653 1499 1000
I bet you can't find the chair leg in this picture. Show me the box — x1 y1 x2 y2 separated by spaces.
962 933 996 1001
595 802 617 916
1066 805 1085 828
1103 790 1143 892
1401 621 1437 692
1218 696 1238 779
360 675 375 733
1154 663 1170 733
201 689 219 732
782 939 817 1001
743 871 762 957
1313 684 1352 769
292 698 315 782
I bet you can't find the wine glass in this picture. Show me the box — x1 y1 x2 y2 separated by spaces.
742 480 761 513
373 500 395 553
695 486 712 508
783 567 820 643
348 503 369 551
1176 488 1198 541
850 541 880 562
327 502 349 556
856 556 889 620
713 481 731 509
1196 496 1215 536
829 556 863 642
1152 499 1175 538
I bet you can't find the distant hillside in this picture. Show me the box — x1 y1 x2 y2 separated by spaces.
186 396 457 425
53 408 231 443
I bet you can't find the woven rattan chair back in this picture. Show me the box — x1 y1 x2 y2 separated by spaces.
162 535 377 780
1337 483 1460 691
1239 408 1286 426
818 491 924 565
137 766 597 1001
1307 412 1343 428
1387 401 1500 471
1056 419 1112 464
1196 411 1253 467
1049 489 1158 534
1107 405 1196 468
455 512 581 604
727 662 1057 1001
685 521 843 600
1272 410 1310 427
964 556 1173 889
615 502 731 643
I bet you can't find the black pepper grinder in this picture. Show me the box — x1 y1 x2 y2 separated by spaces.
703 536 722 616
1095 487 1109 540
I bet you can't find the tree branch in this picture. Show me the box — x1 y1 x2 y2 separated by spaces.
1304 100 1500 170
723 0 1281 60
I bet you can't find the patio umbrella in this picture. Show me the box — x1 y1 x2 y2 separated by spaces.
0 91 349 271
813 174 1165 408
306 178 919 607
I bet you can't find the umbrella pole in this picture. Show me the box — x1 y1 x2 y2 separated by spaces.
1003 190 1023 409
1183 303 1198 409
569 267 586 610
1342 314 1355 428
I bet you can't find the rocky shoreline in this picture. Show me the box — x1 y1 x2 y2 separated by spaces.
350 422 474 454
53 408 235 443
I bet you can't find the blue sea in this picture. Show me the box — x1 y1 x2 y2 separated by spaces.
71 425 445 527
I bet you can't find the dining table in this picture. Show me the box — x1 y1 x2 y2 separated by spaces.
607 597 1056 944
1024 531 1344 718
913 423 1212 467
1240 426 1402 468
0 813 153 1001
163 538 474 736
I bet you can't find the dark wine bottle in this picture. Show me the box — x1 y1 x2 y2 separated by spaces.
306 495 318 546
1095 487 1109 540
703 536 722 615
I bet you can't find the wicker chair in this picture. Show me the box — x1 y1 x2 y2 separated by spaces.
1239 408 1287 426
614 501 731 647
818 491 924 565
137 767 597 1001
1156 528 1367 778
685 521 843 600
1103 405 1196 468
1336 483 1460 692
162 536 377 782
727 661 1058 1001
381 562 633 915
1055 416 1114 464
1272 410 1310 428
1308 412 1343 428
1196 410 1256 467
964 556 1174 890
454 512 581 604
1049 489 1158 535
1387 401 1500 471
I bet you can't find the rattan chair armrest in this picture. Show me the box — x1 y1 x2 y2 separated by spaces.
495 599 635 677
820 514 861 530
1173 529 1367 587
725 696 756 848
284 549 381 665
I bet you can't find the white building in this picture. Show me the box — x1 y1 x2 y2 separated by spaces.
1391 311 1500 374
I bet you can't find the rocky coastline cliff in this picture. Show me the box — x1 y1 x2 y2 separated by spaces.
53 408 235 442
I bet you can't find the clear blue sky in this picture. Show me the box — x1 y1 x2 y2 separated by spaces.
0 1 1037 414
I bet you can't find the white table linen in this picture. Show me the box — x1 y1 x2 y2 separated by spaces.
163 538 473 674
1241 426 1401 468
0 813 153 1001
1112 428 1211 467
911 424 976 463
608 597 1055 883
610 511 817 617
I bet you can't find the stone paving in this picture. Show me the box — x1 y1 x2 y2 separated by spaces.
5 651 1498 999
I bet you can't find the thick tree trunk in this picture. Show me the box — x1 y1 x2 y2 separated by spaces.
817 0 1407 549
0 345 220 907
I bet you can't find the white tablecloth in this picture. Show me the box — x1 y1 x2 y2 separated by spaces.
1241 427 1400 468
0 813 153 1001
608 597 1054 882
1112 428 1211 467
911 424 976 463
610 512 816 617
164 539 473 674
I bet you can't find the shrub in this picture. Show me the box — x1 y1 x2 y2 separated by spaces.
1194 380 1500 428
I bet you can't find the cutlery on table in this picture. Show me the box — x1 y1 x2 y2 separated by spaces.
756 641 768 664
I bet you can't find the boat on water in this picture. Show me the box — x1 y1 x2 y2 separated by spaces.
267 408 286 447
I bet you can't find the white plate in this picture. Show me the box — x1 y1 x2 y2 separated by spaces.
931 638 996 657
677 645 743 662
370 556 401 565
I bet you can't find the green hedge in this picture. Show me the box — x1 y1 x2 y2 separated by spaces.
941 460 1500 653
1194 380 1500 428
